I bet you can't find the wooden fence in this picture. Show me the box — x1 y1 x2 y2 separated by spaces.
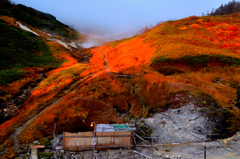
63 131 133 151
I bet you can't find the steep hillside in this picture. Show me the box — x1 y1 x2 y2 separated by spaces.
0 0 88 136
0 1 79 40
1 4 240 157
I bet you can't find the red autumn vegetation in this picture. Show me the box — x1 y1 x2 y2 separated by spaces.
2 12 240 151
0 15 17 27
0 38 88 144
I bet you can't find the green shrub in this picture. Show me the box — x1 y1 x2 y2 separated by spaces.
39 152 54 159
0 21 63 85
39 138 51 145
0 145 5 152
198 108 205 112
151 54 240 67
182 97 187 103
156 66 185 75
136 125 153 141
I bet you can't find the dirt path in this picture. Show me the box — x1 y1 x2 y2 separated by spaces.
10 68 109 153
35 138 240 159
140 140 240 159
10 48 111 153
97 48 108 68
11 97 63 153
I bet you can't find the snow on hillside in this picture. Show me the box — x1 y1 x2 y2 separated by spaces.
16 21 79 50
16 22 40 36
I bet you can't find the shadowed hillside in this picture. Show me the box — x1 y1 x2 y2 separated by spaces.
0 0 79 40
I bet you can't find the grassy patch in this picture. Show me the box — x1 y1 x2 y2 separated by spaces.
39 138 51 145
0 63 88 144
222 108 240 135
108 36 136 48
140 14 240 63
0 20 63 85
0 145 5 152
35 63 88 91
39 152 54 159
155 66 185 75
151 54 240 70
136 125 153 141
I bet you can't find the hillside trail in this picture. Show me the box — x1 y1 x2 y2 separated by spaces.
10 72 99 153
9 47 115 153
11 97 63 153
10 46 149 154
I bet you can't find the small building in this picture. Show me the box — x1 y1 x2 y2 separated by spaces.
62 123 135 151
29 123 157 159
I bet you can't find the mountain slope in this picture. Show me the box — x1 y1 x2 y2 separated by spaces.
0 19 61 85
17 13 240 143
1 4 240 158
0 1 90 147
0 1 79 40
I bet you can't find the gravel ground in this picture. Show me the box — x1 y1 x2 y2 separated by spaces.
32 135 240 159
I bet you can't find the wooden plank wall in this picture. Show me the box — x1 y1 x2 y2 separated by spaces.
63 131 132 151
96 131 132 150
63 132 93 151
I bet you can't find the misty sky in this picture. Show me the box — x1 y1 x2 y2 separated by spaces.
11 0 231 37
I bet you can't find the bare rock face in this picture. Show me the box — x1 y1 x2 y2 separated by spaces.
145 91 226 144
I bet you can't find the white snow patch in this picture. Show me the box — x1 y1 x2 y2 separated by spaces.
16 22 40 36
69 41 78 49
16 26 79 50
52 39 78 50
55 39 71 49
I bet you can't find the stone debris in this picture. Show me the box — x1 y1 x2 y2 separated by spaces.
144 92 226 144
0 75 44 124
37 149 184 159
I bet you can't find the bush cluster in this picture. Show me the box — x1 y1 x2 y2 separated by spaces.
0 20 62 85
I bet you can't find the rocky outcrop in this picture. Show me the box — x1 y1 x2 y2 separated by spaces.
0 74 45 124
145 91 226 144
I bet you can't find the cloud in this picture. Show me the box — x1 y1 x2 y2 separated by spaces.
75 23 142 48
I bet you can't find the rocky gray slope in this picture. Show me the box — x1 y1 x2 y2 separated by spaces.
145 91 226 144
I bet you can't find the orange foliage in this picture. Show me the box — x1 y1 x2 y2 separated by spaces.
228 25 238 31
142 67 237 108
30 27 50 38
187 16 200 21
19 92 125 143
0 88 59 143
32 83 56 96
0 16 17 27
90 37 155 73
171 21 181 27
3 13 240 146
0 115 20 143
0 67 43 102
46 53 78 76
190 24 201 29
197 19 203 24
2 147 17 159
0 63 87 143
143 71 165 86
179 26 187 30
